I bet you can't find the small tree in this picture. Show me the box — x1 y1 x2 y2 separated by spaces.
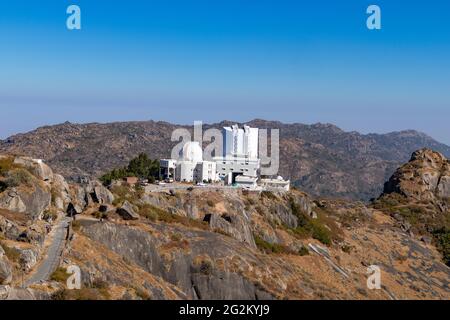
100 153 160 186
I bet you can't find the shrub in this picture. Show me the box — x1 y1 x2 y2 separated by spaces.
111 185 143 207
138 203 165 221
42 209 58 222
372 194 407 211
100 153 159 185
310 221 332 245
254 234 290 254
193 256 214 275
298 245 309 256
71 220 82 232
0 157 15 176
432 227 450 267
341 244 353 254
0 243 20 262
92 278 110 297
246 197 256 206
50 186 60 206
213 228 232 237
289 197 337 246
289 198 310 227
50 267 70 283
52 288 106 300
134 184 145 197
135 288 151 300
157 211 209 230
170 233 182 242
4 168 34 187
139 204 209 230
199 260 213 275
0 181 7 193
255 205 266 215
261 191 277 200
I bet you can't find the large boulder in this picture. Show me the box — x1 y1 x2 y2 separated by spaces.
437 173 450 199
17 225 46 245
66 203 83 217
13 157 54 182
204 213 256 249
383 149 450 202
0 185 51 221
0 215 20 240
116 201 140 220
0 246 13 285
51 174 72 211
270 202 298 229
261 192 313 229
71 180 114 210
93 185 114 205
0 189 27 213
74 186 87 208
18 184 51 220
81 222 275 300
99 204 115 213
0 285 50 300
17 248 39 272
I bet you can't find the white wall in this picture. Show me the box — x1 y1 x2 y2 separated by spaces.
223 125 259 159
175 161 196 182
194 161 217 183
246 127 259 159
215 158 260 178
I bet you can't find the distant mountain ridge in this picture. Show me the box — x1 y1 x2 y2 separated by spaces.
1 119 449 201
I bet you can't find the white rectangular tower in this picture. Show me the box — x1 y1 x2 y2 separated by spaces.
223 124 259 159
216 124 260 182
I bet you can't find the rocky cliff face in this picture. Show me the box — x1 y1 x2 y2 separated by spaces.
0 155 115 297
1 153 449 300
374 149 450 266
79 222 274 300
383 149 450 202
1 120 449 200
0 245 13 284
58 183 450 300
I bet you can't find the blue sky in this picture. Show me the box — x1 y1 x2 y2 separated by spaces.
0 1 449 144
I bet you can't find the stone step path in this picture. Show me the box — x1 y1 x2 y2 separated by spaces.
24 217 71 286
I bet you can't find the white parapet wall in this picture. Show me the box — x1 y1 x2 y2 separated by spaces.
260 177 291 192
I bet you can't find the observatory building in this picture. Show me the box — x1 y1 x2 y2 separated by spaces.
160 141 217 183
159 124 288 191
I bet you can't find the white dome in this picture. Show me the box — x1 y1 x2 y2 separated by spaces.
180 141 203 162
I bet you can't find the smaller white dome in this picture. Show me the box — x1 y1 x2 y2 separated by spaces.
180 141 203 162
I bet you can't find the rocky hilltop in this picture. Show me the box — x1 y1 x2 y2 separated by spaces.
383 148 450 202
1 120 449 201
1 153 449 300
374 149 450 266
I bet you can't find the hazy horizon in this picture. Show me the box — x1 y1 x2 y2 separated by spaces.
1 116 449 146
